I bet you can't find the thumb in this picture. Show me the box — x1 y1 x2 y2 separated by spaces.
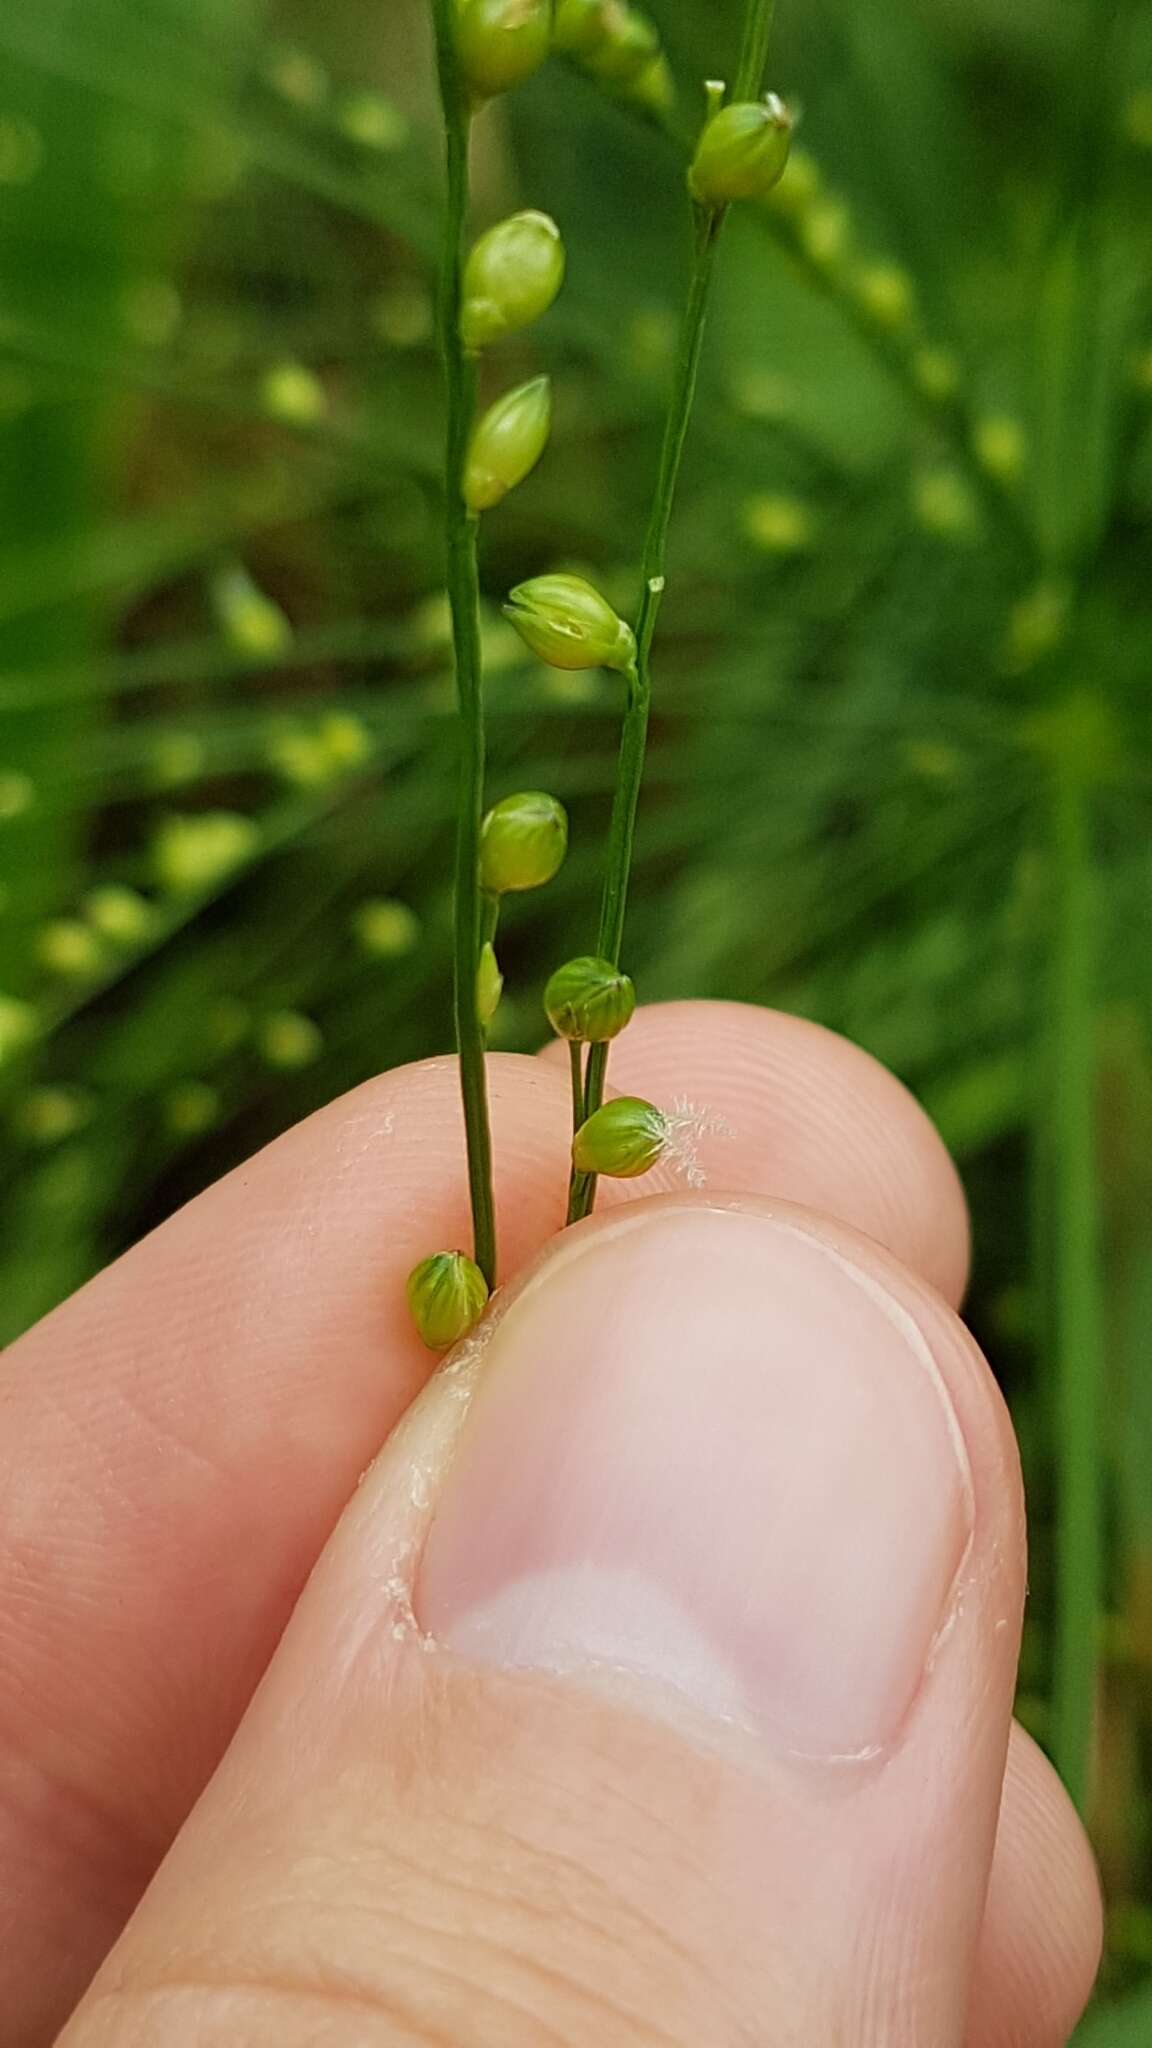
61 1198 1025 2048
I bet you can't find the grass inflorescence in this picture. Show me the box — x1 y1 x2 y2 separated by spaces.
420 0 792 1280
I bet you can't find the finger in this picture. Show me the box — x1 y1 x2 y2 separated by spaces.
543 999 970 1304
1 1052 571 2045
1 1002 967 2042
969 1724 1103 2047
61 1198 1059 2048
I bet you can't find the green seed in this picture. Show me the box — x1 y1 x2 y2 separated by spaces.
258 1011 323 1070
461 211 566 351
83 885 153 945
37 920 102 978
504 572 636 673
0 996 37 1064
585 8 658 86
464 375 552 512
152 812 259 894
572 1095 667 1178
545 956 636 1042
552 0 608 55
479 791 568 894
211 563 293 661
407 1251 490 1350
352 898 421 958
554 0 654 79
456 0 551 101
477 941 504 1026
688 96 793 208
627 53 673 115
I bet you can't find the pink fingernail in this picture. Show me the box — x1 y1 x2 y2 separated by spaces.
417 1207 971 1758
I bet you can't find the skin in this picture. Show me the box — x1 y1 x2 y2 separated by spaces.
0 1002 1101 2045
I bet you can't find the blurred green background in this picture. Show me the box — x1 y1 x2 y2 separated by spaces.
0 0 1149 2030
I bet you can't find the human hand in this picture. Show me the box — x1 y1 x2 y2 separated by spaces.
0 1004 1101 2045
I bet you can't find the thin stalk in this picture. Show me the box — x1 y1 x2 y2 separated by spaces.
568 205 723 1222
565 43 1036 571
569 1041 586 1136
1050 760 1104 1811
567 0 781 1224
733 0 778 101
429 0 497 1286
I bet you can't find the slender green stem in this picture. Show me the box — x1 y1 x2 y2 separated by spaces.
569 1041 586 1136
1050 760 1104 1812
567 48 1036 571
568 0 777 1225
430 0 496 1286
567 206 723 1223
733 0 778 101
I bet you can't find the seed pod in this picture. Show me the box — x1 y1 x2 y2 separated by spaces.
628 52 674 115
479 790 568 894
461 211 566 351
261 361 327 425
455 0 551 101
552 0 607 54
545 956 636 1042
152 811 259 894
572 1095 667 1179
259 1010 323 1070
211 563 293 661
353 898 421 958
688 95 793 207
464 375 552 512
554 0 659 85
586 7 658 85
37 920 102 978
974 414 1026 485
84 885 153 945
406 1251 490 1351
503 572 636 673
476 941 504 1026
0 996 36 1065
